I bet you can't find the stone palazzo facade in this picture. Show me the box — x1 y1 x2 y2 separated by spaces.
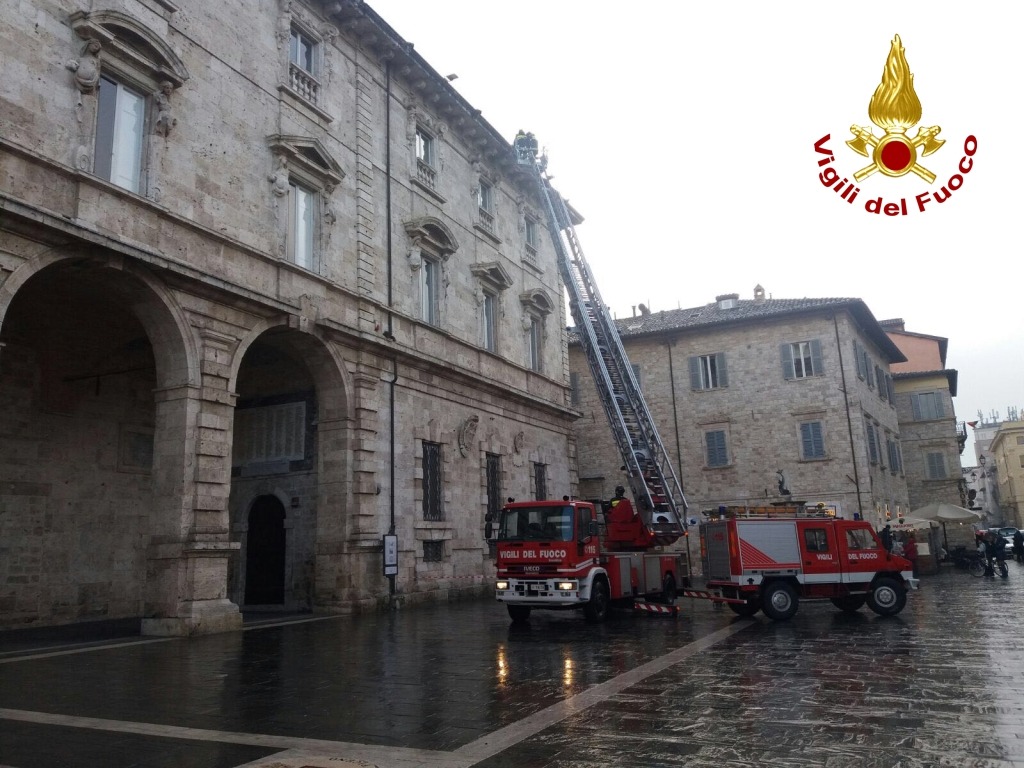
0 0 576 634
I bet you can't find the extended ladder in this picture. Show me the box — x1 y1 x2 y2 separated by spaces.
515 138 688 546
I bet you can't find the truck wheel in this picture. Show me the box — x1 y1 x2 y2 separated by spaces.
507 605 531 623
761 582 798 621
661 574 677 604
728 599 760 617
830 595 867 613
584 579 610 623
867 577 906 616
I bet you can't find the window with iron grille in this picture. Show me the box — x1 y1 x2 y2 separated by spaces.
422 441 443 520
534 462 547 500
486 453 502 519
423 540 444 562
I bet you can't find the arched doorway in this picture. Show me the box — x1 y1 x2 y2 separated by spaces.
244 495 286 605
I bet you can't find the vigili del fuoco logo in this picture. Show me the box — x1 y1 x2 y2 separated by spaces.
813 34 977 216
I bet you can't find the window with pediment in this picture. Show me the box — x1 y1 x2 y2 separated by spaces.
471 262 512 353
267 135 344 272
67 11 189 195
519 288 554 373
405 218 459 328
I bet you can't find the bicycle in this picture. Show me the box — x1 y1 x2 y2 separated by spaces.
970 555 1009 578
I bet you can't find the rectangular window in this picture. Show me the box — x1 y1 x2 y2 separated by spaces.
533 462 547 500
865 420 878 464
288 181 316 270
423 540 444 562
415 127 435 167
926 451 947 480
422 441 443 521
911 392 945 421
528 317 542 372
289 28 316 74
1019 454 1024 469
781 340 822 380
800 420 826 459
233 401 307 466
95 75 145 193
525 216 538 252
1017 436 1024 446
874 365 886 398
864 353 874 388
884 374 895 405
690 353 728 390
705 429 728 468
853 340 866 379
482 292 496 352
477 180 493 213
887 437 900 472
486 453 502 520
804 528 829 552
569 372 580 406
421 258 439 325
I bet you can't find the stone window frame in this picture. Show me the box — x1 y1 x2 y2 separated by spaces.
472 165 502 245
267 135 344 274
519 287 554 374
68 11 189 194
405 217 459 329
470 262 512 353
408 106 447 203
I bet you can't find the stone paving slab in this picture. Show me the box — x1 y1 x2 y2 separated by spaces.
4 566 1024 766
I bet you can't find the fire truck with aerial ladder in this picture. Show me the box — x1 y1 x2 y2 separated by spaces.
488 133 917 622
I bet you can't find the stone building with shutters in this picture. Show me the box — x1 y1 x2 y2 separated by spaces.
0 0 576 634
882 321 966 513
569 288 910 527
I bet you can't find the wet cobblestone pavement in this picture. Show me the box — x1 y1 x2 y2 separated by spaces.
3 565 1024 767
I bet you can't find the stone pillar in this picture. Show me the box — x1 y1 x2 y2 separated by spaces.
141 330 242 635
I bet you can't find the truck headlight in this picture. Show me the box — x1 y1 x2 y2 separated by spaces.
496 581 509 591
556 581 578 591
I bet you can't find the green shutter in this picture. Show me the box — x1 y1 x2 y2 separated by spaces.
717 353 728 388
688 356 701 390
810 339 823 376
781 343 795 380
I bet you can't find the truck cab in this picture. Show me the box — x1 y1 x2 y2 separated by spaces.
492 499 687 622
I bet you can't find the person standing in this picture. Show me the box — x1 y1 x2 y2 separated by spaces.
1013 529 1024 563
879 524 893 552
904 533 919 578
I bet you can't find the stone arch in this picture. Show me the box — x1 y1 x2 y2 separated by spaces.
0 250 199 631
226 319 354 612
0 250 198 391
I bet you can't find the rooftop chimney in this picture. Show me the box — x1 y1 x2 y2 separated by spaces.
754 284 766 303
638 303 650 316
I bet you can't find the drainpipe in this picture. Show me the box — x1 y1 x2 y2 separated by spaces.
834 314 863 518
666 338 692 574
384 57 397 597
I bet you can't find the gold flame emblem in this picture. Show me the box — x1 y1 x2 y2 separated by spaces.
846 35 944 183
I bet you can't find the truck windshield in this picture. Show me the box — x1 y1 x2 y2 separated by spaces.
498 506 574 541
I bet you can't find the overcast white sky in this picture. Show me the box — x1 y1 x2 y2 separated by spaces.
368 1 1021 465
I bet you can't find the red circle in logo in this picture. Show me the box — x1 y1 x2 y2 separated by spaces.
880 141 912 172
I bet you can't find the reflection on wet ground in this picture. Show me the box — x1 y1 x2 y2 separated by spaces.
3 565 1024 767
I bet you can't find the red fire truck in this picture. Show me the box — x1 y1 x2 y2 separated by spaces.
696 506 918 620
492 496 686 622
